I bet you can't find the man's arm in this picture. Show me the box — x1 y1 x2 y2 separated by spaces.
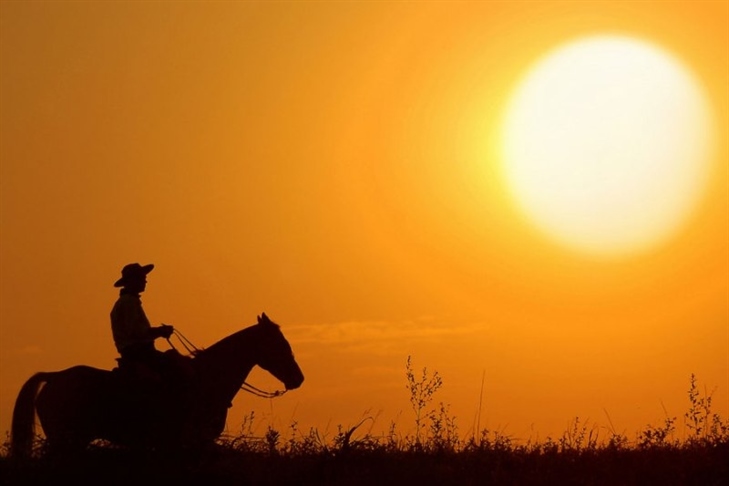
152 324 174 339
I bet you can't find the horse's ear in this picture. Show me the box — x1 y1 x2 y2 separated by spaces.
260 312 270 324
257 314 262 324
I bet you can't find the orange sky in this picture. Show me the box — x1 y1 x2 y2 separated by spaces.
1 1 727 443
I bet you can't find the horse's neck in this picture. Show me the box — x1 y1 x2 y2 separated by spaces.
192 327 259 406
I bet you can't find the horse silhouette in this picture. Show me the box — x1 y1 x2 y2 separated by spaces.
11 313 304 457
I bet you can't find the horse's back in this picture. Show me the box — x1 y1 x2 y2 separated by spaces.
39 365 112 395
63 364 112 378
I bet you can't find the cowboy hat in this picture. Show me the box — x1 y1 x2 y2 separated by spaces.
114 263 154 287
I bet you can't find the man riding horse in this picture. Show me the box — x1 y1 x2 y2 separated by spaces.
8 263 304 456
111 263 173 369
111 263 191 388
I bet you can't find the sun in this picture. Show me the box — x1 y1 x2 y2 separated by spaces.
501 35 715 258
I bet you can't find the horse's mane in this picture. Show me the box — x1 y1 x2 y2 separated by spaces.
193 321 281 358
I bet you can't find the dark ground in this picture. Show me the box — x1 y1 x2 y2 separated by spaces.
2 442 727 486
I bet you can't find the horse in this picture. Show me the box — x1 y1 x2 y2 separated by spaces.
10 313 304 457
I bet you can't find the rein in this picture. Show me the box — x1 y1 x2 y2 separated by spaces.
240 382 286 398
169 328 200 355
167 327 286 398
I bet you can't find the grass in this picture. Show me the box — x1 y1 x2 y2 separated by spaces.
1 361 727 486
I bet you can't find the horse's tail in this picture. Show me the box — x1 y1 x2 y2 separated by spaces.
11 372 50 458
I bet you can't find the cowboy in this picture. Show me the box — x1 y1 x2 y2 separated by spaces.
111 263 174 376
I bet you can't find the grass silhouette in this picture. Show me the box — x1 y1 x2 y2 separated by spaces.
1 360 727 485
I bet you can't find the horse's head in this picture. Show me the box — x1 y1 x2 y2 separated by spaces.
252 313 304 390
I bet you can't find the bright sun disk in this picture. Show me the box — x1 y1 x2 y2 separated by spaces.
501 35 715 258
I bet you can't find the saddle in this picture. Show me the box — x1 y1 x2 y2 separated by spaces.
113 350 194 395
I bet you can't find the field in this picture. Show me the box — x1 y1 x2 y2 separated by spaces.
1 368 727 486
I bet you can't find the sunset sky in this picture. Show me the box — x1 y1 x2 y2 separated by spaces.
1 1 726 443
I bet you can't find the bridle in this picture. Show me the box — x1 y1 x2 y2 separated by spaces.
167 327 287 398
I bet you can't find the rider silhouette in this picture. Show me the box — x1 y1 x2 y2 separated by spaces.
111 263 174 378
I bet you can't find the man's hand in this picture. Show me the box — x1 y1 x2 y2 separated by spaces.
158 324 174 339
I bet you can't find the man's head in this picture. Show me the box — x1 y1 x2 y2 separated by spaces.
114 263 154 292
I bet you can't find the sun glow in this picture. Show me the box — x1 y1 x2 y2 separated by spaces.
501 35 715 257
